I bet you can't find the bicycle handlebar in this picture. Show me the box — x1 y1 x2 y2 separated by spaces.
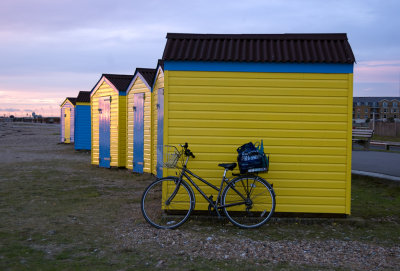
181 142 195 158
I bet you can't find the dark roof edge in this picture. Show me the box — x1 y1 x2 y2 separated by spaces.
89 76 103 95
151 60 164 90
166 33 349 40
76 91 91 103
102 73 133 78
134 68 156 87
64 97 77 106
102 73 134 92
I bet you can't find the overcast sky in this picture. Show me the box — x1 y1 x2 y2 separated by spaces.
0 0 399 116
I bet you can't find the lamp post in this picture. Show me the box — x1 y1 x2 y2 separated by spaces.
372 111 375 131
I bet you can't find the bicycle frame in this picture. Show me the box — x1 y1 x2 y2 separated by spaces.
168 156 249 217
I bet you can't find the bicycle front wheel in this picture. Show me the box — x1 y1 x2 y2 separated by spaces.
222 176 275 229
141 177 194 229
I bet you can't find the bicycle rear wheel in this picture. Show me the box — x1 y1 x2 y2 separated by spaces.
141 177 194 229
222 176 275 229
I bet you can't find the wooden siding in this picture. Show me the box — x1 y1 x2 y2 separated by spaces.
91 81 124 167
152 68 164 175
118 95 127 167
75 104 91 150
60 101 75 143
164 70 353 214
126 77 152 172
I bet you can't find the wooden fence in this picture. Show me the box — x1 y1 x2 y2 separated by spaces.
368 122 400 137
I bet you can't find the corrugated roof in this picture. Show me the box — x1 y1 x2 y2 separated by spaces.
136 68 156 87
76 91 91 103
103 74 134 92
162 33 355 64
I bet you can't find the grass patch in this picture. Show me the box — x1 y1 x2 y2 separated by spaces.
0 123 399 269
351 174 400 218
372 135 400 142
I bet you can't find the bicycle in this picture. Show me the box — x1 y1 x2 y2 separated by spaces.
141 143 276 229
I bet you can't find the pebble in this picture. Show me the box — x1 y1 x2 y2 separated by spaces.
114 224 400 270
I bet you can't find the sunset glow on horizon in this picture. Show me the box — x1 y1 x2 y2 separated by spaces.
1 0 399 117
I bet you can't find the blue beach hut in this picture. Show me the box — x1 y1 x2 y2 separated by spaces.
74 91 91 150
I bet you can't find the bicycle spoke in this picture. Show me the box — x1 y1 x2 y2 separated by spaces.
248 178 257 198
141 178 194 229
240 178 250 197
222 176 275 229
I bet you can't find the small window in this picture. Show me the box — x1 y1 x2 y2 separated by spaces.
364 115 368 119
383 102 388 107
384 109 387 113
393 102 398 108
365 109 368 113
357 114 360 118
357 102 361 106
384 114 387 118
364 102 369 106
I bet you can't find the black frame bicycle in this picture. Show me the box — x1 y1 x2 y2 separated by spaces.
141 143 276 229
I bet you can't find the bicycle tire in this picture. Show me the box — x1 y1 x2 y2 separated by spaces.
222 175 275 229
141 177 195 229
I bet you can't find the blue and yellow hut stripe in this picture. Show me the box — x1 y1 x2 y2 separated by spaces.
161 33 355 215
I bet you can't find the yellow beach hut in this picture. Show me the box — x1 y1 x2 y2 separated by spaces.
161 33 356 215
151 61 164 177
126 68 156 173
60 97 76 143
90 74 134 168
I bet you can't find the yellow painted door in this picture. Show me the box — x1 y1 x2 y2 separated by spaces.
65 108 70 143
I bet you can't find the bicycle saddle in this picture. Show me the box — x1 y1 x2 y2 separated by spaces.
218 163 237 171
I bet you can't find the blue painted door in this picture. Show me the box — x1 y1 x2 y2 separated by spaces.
133 93 144 173
157 89 164 178
99 97 111 168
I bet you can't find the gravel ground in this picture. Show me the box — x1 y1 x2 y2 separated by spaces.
114 223 399 270
0 121 85 165
1 122 399 270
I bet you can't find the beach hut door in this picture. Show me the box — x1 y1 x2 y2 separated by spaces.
64 108 71 143
133 93 144 173
99 97 111 168
156 89 164 178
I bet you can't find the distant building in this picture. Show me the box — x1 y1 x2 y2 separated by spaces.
353 97 400 123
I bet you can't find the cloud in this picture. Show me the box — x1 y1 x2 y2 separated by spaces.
355 60 400 83
0 0 399 112
0 108 21 112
